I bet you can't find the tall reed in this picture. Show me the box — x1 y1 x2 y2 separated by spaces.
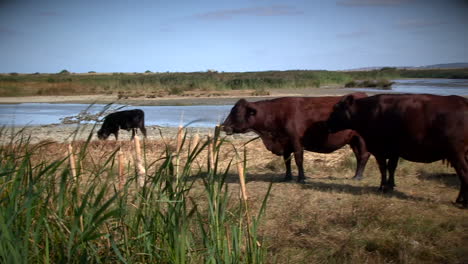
0 125 271 263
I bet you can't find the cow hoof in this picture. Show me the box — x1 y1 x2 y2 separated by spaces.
281 176 293 182
297 178 306 184
351 176 363 181
451 201 467 209
383 186 394 193
379 185 394 193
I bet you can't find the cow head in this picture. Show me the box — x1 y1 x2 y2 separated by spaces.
97 128 110 140
327 94 355 133
221 99 258 135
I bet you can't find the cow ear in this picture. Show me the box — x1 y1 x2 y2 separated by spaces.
245 102 257 117
246 106 257 116
236 98 248 107
343 94 355 107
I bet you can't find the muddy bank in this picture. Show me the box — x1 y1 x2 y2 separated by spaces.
0 87 361 106
0 124 257 145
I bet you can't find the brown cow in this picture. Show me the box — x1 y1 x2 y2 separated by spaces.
221 93 370 183
327 93 468 207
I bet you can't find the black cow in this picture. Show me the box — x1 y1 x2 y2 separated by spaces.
222 94 370 183
97 109 147 140
327 93 468 207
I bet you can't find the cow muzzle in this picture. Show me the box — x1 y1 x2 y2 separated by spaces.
221 125 234 135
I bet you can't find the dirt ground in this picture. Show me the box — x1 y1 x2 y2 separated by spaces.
11 129 467 263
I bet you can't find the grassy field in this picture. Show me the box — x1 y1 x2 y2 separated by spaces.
1 68 467 97
0 127 467 263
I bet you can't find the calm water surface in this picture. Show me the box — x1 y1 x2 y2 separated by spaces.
352 78 468 96
1 78 467 127
0 104 232 127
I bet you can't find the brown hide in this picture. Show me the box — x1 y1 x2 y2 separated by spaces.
327 93 468 207
222 93 370 182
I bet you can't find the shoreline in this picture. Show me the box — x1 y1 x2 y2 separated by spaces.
0 124 257 145
0 87 362 106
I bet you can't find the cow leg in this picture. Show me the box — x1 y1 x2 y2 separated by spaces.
293 146 305 183
386 156 399 191
140 119 147 138
140 126 147 138
375 156 388 192
282 152 293 182
456 181 467 206
114 131 119 140
131 128 136 140
450 154 468 207
349 135 370 180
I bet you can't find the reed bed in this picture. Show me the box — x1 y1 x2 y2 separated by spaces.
0 126 270 263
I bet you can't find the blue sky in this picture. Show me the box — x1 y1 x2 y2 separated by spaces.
1 0 467 73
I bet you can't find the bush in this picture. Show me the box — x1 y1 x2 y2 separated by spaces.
345 79 393 89
345 80 357 88
252 87 270 96
58 69 70 75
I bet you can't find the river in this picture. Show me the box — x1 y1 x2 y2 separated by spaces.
0 103 232 127
0 78 467 127
351 78 468 96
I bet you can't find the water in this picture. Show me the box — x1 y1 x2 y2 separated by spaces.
351 78 468 96
0 103 232 127
0 78 467 127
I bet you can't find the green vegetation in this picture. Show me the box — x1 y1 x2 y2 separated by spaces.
0 68 467 97
0 127 270 263
0 126 467 263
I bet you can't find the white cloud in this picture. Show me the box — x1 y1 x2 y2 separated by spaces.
194 5 303 20
337 29 373 39
337 0 415 7
396 18 447 29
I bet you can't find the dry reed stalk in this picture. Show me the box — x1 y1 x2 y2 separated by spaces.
191 132 200 153
213 125 220 164
133 135 146 187
236 158 248 202
68 143 84 232
238 156 263 248
176 125 184 153
207 134 214 171
118 147 125 190
175 125 184 182
68 143 77 179
236 155 259 247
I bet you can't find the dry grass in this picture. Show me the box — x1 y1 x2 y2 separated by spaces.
7 134 468 263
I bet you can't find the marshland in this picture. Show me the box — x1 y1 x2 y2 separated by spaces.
1 69 467 263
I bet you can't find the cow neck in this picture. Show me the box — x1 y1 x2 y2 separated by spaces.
352 99 373 134
251 106 275 137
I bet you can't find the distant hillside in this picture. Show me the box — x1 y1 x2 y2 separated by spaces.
348 62 468 71
419 62 468 69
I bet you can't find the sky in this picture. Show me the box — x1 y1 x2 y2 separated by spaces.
1 0 467 73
